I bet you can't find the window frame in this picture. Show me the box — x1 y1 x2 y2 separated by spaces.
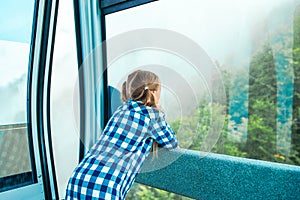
100 0 158 15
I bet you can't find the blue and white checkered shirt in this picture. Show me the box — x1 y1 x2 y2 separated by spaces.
65 99 178 200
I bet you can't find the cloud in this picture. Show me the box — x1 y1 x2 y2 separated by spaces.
0 41 29 86
0 40 29 125
0 73 27 124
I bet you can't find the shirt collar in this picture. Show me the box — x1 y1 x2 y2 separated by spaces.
127 99 160 119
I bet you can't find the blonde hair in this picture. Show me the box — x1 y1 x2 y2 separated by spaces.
121 70 160 158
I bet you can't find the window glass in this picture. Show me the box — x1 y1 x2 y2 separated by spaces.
0 0 35 192
50 0 79 197
106 0 300 168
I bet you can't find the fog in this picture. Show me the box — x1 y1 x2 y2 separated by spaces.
0 41 29 125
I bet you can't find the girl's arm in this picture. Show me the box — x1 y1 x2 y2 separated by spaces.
149 112 178 149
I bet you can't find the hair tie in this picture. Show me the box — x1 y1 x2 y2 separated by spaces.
144 86 149 90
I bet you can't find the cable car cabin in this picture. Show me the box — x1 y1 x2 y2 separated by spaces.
1 0 300 199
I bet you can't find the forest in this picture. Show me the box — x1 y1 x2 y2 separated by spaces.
125 4 300 200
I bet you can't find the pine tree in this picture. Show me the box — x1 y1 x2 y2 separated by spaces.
247 44 277 161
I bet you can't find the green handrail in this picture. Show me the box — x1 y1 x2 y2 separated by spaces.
136 148 300 199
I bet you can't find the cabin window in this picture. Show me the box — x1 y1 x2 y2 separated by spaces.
0 0 36 192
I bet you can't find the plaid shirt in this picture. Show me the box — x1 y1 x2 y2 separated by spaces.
65 99 178 200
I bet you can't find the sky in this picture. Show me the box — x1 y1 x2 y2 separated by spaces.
1 0 300 197
0 0 34 43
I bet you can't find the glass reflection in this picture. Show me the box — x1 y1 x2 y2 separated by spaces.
50 0 79 197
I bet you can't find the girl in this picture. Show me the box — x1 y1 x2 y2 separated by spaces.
65 70 178 200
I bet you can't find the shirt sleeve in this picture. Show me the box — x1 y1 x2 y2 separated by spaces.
148 111 178 149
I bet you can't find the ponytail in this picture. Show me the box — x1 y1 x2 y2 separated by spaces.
144 88 156 107
151 141 158 160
